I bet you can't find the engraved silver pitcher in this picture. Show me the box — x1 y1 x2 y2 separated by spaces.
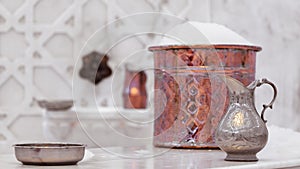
215 76 277 161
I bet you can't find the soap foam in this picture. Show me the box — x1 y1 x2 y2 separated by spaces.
160 21 255 46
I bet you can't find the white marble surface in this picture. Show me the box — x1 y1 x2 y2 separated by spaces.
1 125 300 169
43 108 153 149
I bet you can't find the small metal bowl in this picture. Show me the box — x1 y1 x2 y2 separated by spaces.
37 100 73 111
13 143 85 165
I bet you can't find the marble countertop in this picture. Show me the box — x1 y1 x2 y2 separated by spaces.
1 125 300 169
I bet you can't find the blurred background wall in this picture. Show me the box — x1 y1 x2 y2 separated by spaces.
0 0 299 150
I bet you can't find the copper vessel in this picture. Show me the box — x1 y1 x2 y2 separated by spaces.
122 66 147 109
149 44 261 148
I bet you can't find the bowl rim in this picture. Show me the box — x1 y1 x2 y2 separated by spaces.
148 44 262 52
13 142 86 149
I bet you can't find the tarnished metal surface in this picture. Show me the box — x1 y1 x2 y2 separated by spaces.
37 100 73 111
215 78 277 161
13 143 85 165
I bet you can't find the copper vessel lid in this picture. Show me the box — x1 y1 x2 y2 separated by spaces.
148 44 262 52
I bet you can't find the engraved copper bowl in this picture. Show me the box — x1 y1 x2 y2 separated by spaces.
13 143 85 165
149 44 262 148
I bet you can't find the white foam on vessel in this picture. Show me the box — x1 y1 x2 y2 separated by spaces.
159 21 256 46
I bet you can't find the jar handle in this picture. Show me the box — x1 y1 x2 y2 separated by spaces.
255 78 278 123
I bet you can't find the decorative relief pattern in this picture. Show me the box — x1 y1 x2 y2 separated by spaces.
181 75 210 143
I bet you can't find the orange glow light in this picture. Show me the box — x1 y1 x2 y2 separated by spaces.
130 87 139 96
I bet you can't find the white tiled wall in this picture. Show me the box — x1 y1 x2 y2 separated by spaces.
210 0 300 130
0 0 299 149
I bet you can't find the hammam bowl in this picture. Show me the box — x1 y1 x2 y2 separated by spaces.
13 143 85 165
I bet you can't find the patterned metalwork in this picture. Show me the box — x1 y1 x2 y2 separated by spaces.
215 78 277 161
